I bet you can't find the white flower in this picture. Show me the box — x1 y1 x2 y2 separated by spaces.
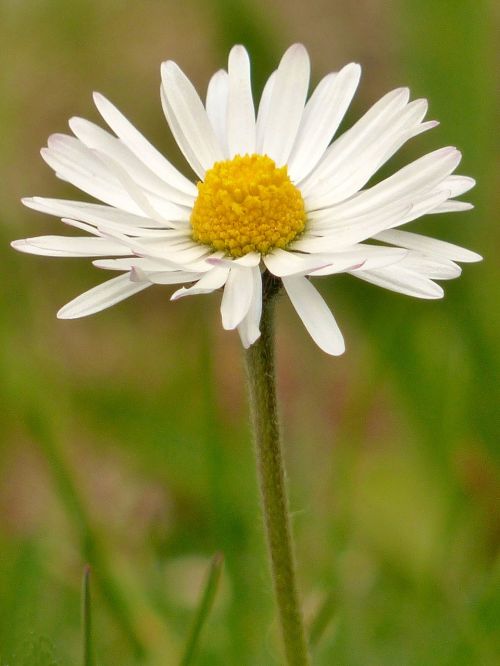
13 44 481 355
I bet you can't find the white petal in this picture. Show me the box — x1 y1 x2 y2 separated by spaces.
41 141 140 214
93 230 211 271
303 99 439 208
227 45 256 156
288 63 361 182
300 87 410 194
314 147 461 218
237 266 262 348
282 275 345 355
304 200 412 249
303 103 435 207
256 70 276 151
11 235 130 257
413 119 439 135
263 248 332 277
160 86 205 179
61 216 186 239
119 235 213 268
22 197 163 228
309 188 451 252
162 244 213 265
400 254 461 279
93 92 196 196
306 196 407 228
161 61 225 176
139 270 201 285
57 273 150 319
261 44 310 165
375 229 482 262
206 69 229 155
235 251 261 267
43 135 190 227
171 265 230 300
220 266 254 329
69 116 195 207
92 150 187 226
47 133 110 178
208 251 261 268
62 218 104 235
352 265 444 299
433 200 473 213
93 257 179 272
441 175 475 198
305 246 408 275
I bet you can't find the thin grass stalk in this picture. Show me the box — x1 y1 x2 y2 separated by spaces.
308 590 337 649
82 565 95 666
180 552 224 666
25 406 147 661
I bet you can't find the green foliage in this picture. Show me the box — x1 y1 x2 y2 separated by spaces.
2 635 60 666
0 0 498 664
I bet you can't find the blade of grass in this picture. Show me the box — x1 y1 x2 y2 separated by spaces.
25 404 148 662
179 552 224 666
82 565 95 666
308 590 338 650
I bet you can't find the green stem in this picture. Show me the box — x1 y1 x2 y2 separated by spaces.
244 273 311 666
82 565 95 666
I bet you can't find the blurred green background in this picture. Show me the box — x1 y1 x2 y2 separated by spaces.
1 0 498 664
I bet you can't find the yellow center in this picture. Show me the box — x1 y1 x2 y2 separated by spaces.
190 154 306 258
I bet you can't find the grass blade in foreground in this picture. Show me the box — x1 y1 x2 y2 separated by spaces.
179 552 224 666
82 565 95 666
308 590 337 650
25 405 147 661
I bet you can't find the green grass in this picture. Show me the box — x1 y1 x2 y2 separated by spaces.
0 1 498 664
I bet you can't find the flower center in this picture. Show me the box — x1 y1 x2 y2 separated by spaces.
190 154 306 258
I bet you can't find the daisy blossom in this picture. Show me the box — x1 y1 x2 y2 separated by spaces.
13 44 481 355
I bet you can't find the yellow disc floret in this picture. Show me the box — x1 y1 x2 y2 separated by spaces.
190 154 306 258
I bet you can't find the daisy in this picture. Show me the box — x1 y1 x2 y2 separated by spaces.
13 44 481 355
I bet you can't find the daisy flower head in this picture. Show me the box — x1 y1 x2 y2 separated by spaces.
13 44 481 355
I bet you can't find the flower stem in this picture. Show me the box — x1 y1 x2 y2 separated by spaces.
244 272 311 666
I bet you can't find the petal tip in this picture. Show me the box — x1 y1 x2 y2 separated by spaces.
56 306 75 320
170 288 184 301
130 266 147 282
467 250 483 262
161 60 179 80
285 43 309 62
395 86 410 100
331 343 346 356
322 336 346 356
92 91 106 108
68 116 83 132
229 44 247 57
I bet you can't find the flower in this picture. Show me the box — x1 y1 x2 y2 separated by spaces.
13 44 481 355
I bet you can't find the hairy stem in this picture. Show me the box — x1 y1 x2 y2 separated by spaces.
244 273 310 666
